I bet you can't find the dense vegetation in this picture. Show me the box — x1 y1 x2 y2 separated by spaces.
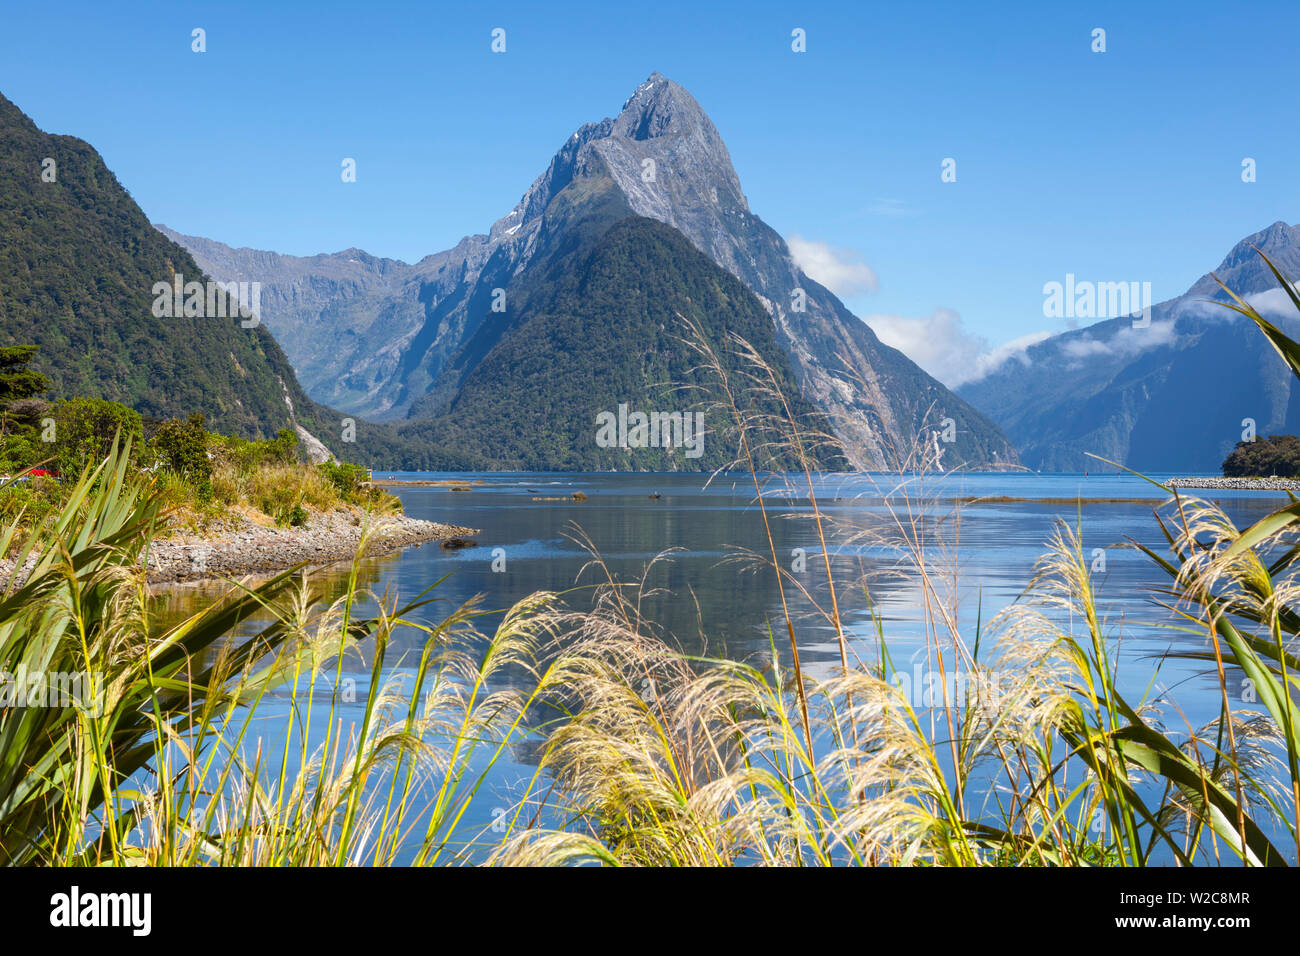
401 216 846 471
0 347 395 548
0 92 438 470
1222 433 1300 477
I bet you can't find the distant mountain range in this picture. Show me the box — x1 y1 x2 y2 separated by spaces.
0 90 348 458
162 73 1017 472
958 221 1300 473
14 72 1292 476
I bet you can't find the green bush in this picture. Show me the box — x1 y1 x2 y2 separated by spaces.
210 427 300 473
265 428 299 465
0 430 39 474
0 477 59 555
149 413 213 501
50 398 142 476
0 482 46 523
1222 433 1300 477
318 460 370 502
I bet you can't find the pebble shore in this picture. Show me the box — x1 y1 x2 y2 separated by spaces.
1168 476 1300 491
1 508 478 588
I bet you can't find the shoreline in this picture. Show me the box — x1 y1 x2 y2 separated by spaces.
2 509 478 588
1168 476 1300 491
371 478 487 488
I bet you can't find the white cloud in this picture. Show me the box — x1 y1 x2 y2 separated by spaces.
1244 286 1300 317
1174 283 1300 324
1059 319 1178 361
788 236 878 297
975 330 1054 377
864 308 1050 388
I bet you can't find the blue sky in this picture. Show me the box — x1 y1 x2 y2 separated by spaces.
3 0 1298 384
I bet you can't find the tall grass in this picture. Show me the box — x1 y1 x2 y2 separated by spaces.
166 458 397 529
0 442 555 864
493 262 1300 866
4 251 1300 866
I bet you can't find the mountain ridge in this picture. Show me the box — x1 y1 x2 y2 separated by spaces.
958 220 1300 471
165 72 1018 471
0 90 346 451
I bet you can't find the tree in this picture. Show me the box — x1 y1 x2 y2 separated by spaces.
0 346 51 472
1222 434 1300 478
150 413 213 500
267 428 300 465
0 346 49 405
51 398 143 475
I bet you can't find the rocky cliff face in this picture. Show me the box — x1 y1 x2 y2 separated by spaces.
167 73 1018 470
154 229 430 418
958 222 1300 472
550 76 1014 469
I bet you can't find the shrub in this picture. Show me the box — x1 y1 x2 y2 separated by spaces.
148 469 209 526
318 460 370 502
149 413 213 501
209 427 300 473
318 460 400 513
1222 433 1300 477
0 397 53 473
265 427 300 465
0 480 57 554
211 465 239 505
229 462 335 526
0 430 40 474
50 397 142 476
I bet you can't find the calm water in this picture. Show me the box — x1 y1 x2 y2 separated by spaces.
359 471 1283 696
158 471 1290 859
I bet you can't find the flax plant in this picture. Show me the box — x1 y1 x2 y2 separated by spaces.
0 440 563 866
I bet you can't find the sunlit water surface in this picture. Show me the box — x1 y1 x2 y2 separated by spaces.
154 471 1288 863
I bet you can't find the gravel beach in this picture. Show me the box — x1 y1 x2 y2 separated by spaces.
1168 476 1300 491
1 508 478 588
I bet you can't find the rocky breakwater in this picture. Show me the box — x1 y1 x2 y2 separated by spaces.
1 508 478 588
1168 476 1300 491
147 509 478 583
